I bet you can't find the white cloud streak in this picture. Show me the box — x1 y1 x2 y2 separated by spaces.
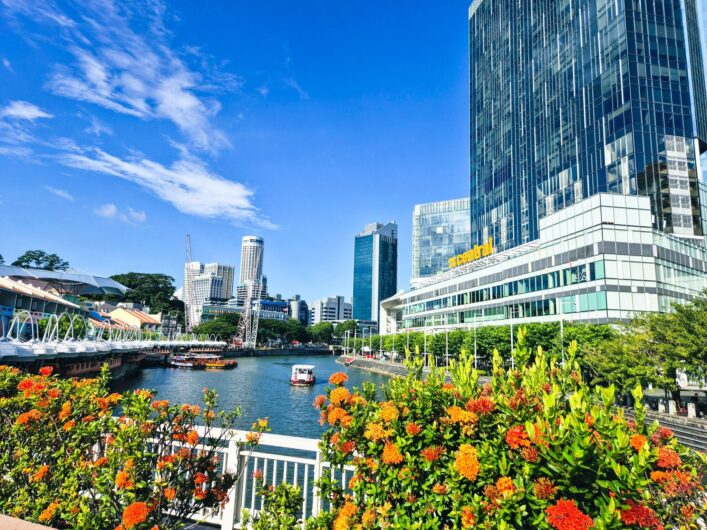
93 202 147 224
283 77 310 100
3 0 236 152
61 148 275 228
84 115 112 136
1 100 53 120
2 58 12 72
44 185 73 201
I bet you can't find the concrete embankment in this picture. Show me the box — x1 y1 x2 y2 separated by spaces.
336 356 492 384
230 347 332 358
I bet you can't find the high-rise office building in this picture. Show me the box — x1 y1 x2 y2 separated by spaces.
353 222 398 322
412 198 470 286
204 263 234 300
309 296 353 325
239 236 264 284
469 0 707 253
289 295 310 326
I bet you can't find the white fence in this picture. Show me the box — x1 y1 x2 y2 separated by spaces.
185 426 352 529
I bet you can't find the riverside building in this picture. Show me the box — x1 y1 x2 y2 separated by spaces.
353 222 398 323
380 0 707 334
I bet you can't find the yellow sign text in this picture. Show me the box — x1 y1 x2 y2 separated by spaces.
448 237 494 269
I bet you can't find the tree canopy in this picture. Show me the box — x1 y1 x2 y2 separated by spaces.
107 273 183 317
11 250 69 271
310 321 334 344
333 320 358 338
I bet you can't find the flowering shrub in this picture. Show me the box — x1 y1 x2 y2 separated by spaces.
312 328 705 529
0 365 269 529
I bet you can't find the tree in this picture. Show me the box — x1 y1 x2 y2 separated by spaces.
192 317 239 342
333 320 358 338
12 250 69 271
0 254 4 265
309 322 334 344
108 273 183 317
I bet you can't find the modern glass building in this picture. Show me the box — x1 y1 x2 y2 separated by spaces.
412 198 470 286
353 222 398 322
469 0 707 253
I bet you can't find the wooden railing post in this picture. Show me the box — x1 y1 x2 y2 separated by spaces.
220 437 241 530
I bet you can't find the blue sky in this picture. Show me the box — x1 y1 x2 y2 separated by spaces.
2 2 706 304
0 0 472 303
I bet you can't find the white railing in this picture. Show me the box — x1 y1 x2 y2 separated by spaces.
175 426 351 529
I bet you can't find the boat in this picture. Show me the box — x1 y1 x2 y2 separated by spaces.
343 356 355 366
169 354 200 369
193 353 238 370
290 364 316 386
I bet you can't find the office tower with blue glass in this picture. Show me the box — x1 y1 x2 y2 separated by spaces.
469 0 707 252
353 222 398 323
412 198 470 287
379 1 707 335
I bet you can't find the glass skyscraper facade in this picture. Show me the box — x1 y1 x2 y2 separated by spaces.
353 222 398 322
412 198 470 285
469 0 707 253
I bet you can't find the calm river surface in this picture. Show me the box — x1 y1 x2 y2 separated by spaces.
111 355 389 439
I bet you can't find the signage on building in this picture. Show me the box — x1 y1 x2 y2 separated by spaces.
448 237 494 269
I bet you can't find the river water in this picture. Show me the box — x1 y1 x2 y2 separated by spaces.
111 354 389 440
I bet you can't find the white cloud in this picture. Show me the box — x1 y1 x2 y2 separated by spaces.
283 77 309 100
1 0 236 152
1 100 53 120
44 185 73 201
93 202 146 224
94 203 117 218
60 147 275 228
2 58 12 72
0 145 32 157
84 115 112 136
256 85 269 97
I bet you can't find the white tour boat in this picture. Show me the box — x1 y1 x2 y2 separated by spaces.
290 364 316 386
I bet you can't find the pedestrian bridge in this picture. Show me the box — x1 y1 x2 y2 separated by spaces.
0 310 227 362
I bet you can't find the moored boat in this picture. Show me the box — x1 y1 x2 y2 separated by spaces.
290 364 316 386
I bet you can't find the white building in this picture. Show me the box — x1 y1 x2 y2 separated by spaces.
239 236 264 284
309 296 352 325
381 193 707 334
204 263 235 300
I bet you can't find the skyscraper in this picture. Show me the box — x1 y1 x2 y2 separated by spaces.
412 198 470 286
353 222 398 322
469 0 707 253
204 263 235 300
309 296 353 325
239 236 264 285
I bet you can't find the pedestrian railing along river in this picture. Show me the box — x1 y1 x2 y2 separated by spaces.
178 426 351 529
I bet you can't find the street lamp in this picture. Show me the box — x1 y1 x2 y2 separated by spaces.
354 328 358 356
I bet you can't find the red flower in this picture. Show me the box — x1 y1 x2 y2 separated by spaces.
505 425 530 449
466 396 496 415
39 366 53 377
193 472 208 485
520 446 539 462
620 500 663 530
546 500 593 530
421 446 444 462
650 426 673 445
533 478 557 500
405 422 422 436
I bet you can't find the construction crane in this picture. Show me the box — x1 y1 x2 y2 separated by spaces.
183 234 197 331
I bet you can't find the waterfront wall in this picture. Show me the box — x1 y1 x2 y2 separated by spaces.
230 346 331 358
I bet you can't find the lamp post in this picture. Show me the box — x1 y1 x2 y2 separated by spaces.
473 313 478 370
445 328 449 368
361 328 367 357
354 329 358 356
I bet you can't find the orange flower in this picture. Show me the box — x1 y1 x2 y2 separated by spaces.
620 500 662 530
520 446 539 462
93 457 108 467
446 405 476 424
115 471 133 489
58 401 71 421
313 394 327 409
334 500 357 530
193 472 208 485
95 397 110 411
63 420 76 431
496 476 515 496
382 442 404 465
18 378 34 391
39 366 53 376
361 508 376 526
328 372 348 386
421 446 444 462
194 488 207 500
656 447 681 469
329 387 351 405
454 444 480 481
121 502 149 529
327 406 349 426
364 422 389 441
629 434 647 452
47 388 60 399
38 501 60 523
341 440 356 454
505 425 531 449
15 409 42 426
380 403 399 423
187 430 199 446
32 465 49 482
405 422 421 436
246 432 261 443
164 487 176 500
432 483 447 494
460 506 475 528
546 499 593 530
